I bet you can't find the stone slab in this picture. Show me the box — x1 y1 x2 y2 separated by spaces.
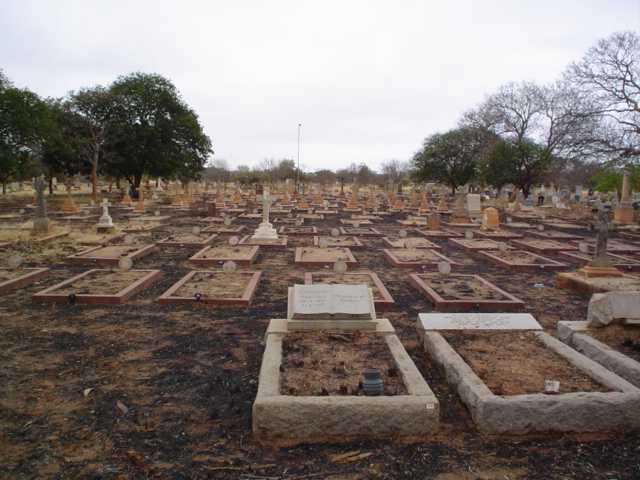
417 313 541 332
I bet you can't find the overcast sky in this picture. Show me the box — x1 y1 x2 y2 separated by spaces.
2 1 638 172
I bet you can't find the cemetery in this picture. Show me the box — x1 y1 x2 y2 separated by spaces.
1 13 640 478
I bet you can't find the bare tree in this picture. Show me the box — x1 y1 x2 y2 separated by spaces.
564 31 640 162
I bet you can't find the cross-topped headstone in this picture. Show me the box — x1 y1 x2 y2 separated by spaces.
591 209 616 268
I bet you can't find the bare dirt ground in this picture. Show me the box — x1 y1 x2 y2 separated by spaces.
1 200 639 479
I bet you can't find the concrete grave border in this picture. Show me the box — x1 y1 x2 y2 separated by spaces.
478 249 569 272
449 237 512 252
278 226 318 236
409 273 525 312
32 268 162 305
512 238 578 253
252 328 439 447
338 226 383 237
65 243 157 267
559 251 640 272
294 246 358 267
420 328 640 434
0 268 50 295
158 270 262 307
383 248 460 269
189 244 259 267
312 235 364 250
381 236 442 250
558 321 640 388
157 233 218 247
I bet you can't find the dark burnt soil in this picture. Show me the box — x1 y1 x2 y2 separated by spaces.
1 205 639 479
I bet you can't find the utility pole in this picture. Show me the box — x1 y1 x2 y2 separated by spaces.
296 123 302 193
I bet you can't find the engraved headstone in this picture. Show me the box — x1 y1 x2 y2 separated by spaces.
417 313 542 331
222 260 237 272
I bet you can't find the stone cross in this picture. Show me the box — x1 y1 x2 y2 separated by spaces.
261 186 274 224
32 175 49 234
591 209 616 267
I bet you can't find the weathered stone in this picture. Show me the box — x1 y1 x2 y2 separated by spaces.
587 291 640 327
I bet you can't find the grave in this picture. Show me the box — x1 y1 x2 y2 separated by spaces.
201 224 246 235
158 270 262 307
189 244 259 267
294 247 358 267
415 228 461 238
96 199 115 233
475 229 523 240
251 186 279 240
157 231 218 247
312 236 364 249
478 249 568 271
252 329 439 447
480 207 499 231
338 226 383 237
278 226 318 236
529 229 584 241
33 269 162 304
382 236 441 249
449 237 512 251
559 251 640 272
409 273 525 312
0 267 49 295
340 218 372 226
239 235 288 248
511 238 578 253
66 243 156 267
418 313 640 433
304 271 395 311
383 248 458 268
614 171 635 224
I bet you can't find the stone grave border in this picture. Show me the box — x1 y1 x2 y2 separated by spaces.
201 224 246 235
303 271 395 311
238 235 288 249
252 329 439 447
529 230 584 241
0 268 50 295
294 247 358 267
558 321 640 389
419 328 640 434
312 235 364 249
573 240 640 255
556 272 640 295
381 237 442 250
158 270 262 307
559 251 640 272
415 228 462 238
31 230 70 244
157 233 218 247
65 243 157 267
448 237 511 251
511 239 578 253
189 245 260 267
340 218 373 226
338 226 383 237
477 250 569 272
383 248 459 269
122 223 160 233
32 268 162 305
409 273 525 312
474 230 523 240
278 226 318 236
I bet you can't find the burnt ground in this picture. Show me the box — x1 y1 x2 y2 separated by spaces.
1 206 640 479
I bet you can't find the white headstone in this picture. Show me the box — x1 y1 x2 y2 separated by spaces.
222 260 237 272
333 260 348 274
118 257 133 271
437 262 451 275
417 313 542 331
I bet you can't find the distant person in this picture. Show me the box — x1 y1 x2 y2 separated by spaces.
537 194 545 206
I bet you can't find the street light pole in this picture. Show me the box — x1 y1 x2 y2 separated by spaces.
296 123 302 194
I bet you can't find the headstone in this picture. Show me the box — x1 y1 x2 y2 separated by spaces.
437 262 451 275
427 213 441 230
466 194 481 219
223 260 237 272
481 207 499 231
251 186 278 240
118 257 133 271
288 284 374 320
587 291 640 327
614 171 634 224
417 313 542 331
96 199 114 232
333 260 348 274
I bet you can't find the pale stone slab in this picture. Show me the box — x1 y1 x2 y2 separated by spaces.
417 313 542 331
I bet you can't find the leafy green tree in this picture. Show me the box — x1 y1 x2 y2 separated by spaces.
105 72 212 189
593 165 640 196
412 127 490 194
68 86 115 200
0 72 49 194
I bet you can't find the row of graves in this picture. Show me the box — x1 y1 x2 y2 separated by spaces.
2 177 640 449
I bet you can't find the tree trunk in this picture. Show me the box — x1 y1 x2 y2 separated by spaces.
91 146 100 201
2 182 6 195
48 176 53 195
451 184 457 195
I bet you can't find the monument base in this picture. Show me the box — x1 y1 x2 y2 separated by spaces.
96 225 116 234
251 222 279 241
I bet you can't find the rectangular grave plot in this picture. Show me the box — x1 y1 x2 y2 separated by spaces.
409 273 525 312
294 247 358 267
529 230 584 241
449 238 512 251
511 238 577 253
158 270 262 307
558 321 640 388
304 271 395 311
383 248 458 269
382 237 441 249
559 251 640 272
157 232 218 247
65 244 156 266
422 330 640 434
575 239 640 255
189 245 259 267
478 250 569 271
474 230 523 240
122 223 160 233
620 232 640 243
201 224 246 235
312 236 364 249
32 269 162 305
278 226 318 236
253 330 439 447
415 229 462 238
338 227 383 237
238 235 288 249
340 218 372 226
0 268 50 295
